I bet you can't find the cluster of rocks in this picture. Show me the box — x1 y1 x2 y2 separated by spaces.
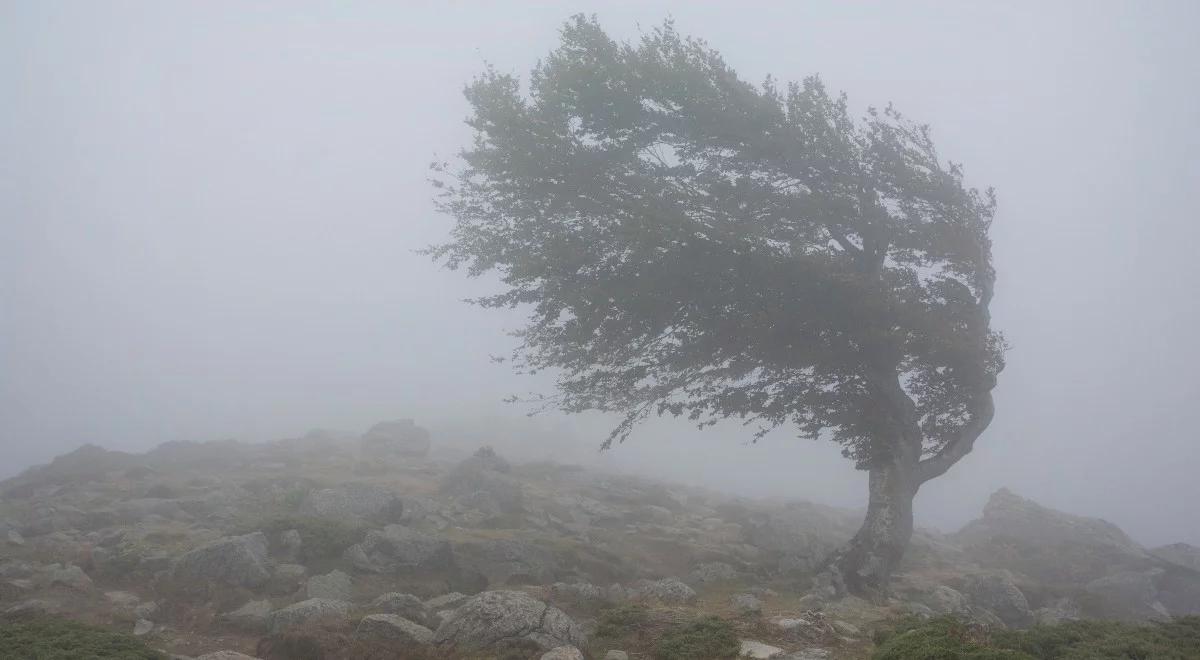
1 425 1198 658
944 488 1200 622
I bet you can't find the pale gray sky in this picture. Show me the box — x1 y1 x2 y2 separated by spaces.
2 1 1198 546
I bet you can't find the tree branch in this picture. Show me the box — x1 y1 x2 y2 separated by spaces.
915 391 995 483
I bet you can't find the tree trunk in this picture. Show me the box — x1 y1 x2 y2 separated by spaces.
829 454 918 599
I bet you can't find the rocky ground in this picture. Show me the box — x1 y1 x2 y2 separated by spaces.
1 421 1198 659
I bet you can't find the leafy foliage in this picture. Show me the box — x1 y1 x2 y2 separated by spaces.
0 617 166 659
653 615 741 660
430 15 1002 470
594 603 652 640
995 616 1200 659
587 602 657 657
652 614 734 660
873 617 1031 659
872 615 1200 660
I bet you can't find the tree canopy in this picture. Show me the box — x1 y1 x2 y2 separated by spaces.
430 15 1003 477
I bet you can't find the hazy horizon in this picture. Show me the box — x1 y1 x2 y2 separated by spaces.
3 1 1198 548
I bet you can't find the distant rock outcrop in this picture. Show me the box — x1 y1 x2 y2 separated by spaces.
1152 542 1200 572
360 419 432 459
5 445 137 491
955 488 1144 557
954 488 1200 620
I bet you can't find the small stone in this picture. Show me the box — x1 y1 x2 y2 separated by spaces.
732 593 763 615
133 619 154 636
541 647 585 660
770 617 806 632
134 601 160 620
634 577 696 604
740 640 786 659
354 613 434 646
604 652 630 660
104 590 141 610
6 530 25 546
831 619 860 637
423 591 469 610
796 593 825 609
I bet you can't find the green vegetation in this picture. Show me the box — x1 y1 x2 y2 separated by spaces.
872 617 1029 659
588 603 654 657
653 616 740 660
872 615 1200 660
590 606 740 660
0 617 166 659
594 604 652 641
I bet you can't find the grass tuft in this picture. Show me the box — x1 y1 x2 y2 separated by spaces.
0 617 166 659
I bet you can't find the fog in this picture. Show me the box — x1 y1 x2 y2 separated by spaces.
2 1 1197 547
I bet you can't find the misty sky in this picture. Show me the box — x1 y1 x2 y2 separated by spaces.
2 1 1198 547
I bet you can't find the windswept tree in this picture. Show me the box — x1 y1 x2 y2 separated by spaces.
429 16 1004 596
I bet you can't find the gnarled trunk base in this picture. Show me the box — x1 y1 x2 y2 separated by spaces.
826 458 916 599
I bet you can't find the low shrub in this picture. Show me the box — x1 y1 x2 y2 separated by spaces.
994 616 1200 659
872 616 1030 659
589 603 672 658
653 615 740 660
0 617 166 659
872 615 1200 660
594 603 651 640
